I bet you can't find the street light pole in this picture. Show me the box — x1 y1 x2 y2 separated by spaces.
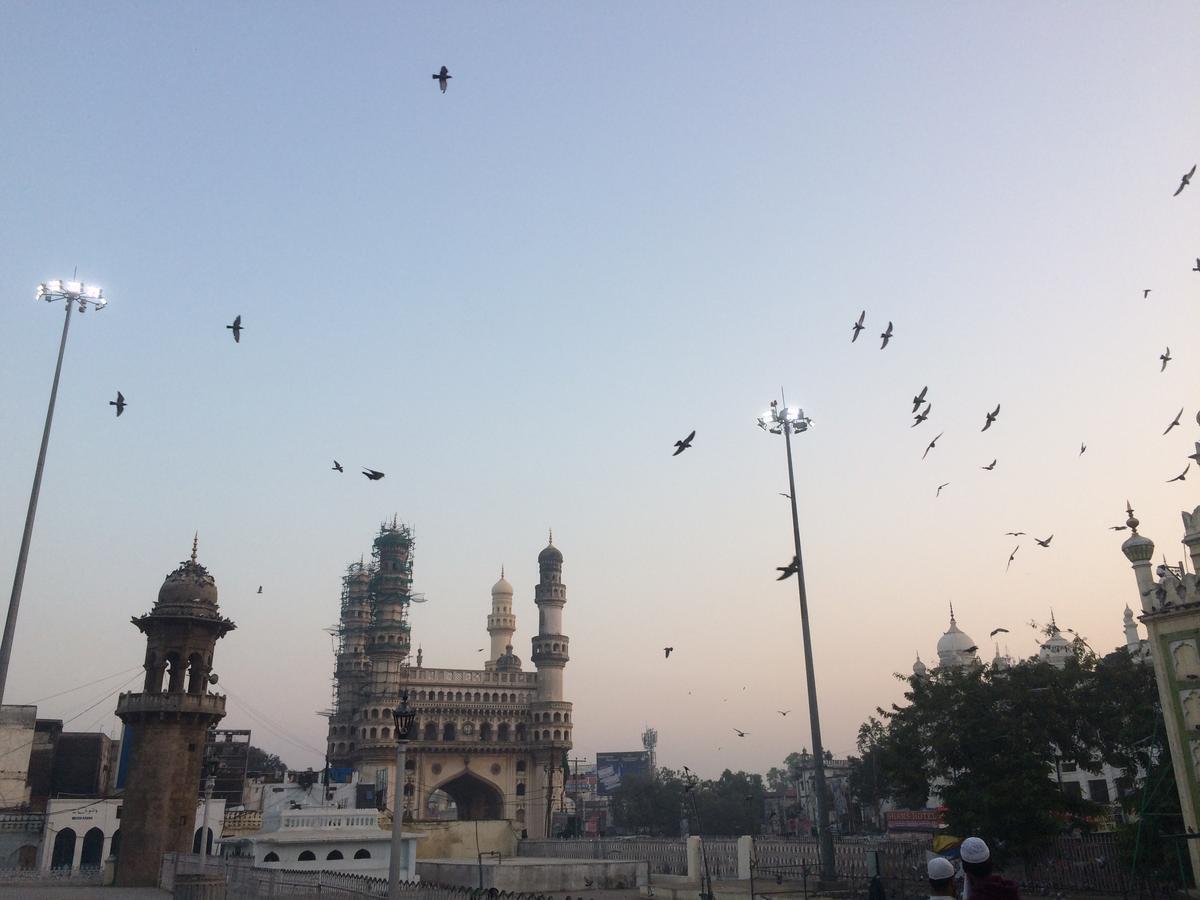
758 398 836 882
0 279 107 704
389 691 417 898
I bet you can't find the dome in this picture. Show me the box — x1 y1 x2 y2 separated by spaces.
538 543 563 565
936 614 979 668
496 644 522 672
912 655 927 677
491 571 513 596
156 540 219 612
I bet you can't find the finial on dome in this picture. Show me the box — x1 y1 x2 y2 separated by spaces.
949 600 956 623
1126 500 1140 534
1050 608 1058 630
501 564 505 579
548 528 553 546
191 532 198 563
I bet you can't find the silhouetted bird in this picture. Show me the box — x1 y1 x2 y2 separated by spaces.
777 710 790 716
1005 531 1026 537
982 403 1000 432
982 459 997 471
1174 163 1196 197
1193 258 1200 273
1144 289 1152 298
912 403 931 427
433 66 451 93
673 430 696 456
109 391 126 417
880 321 894 349
1189 443 1200 465
1168 464 1190 483
1109 525 1129 531
664 647 673 658
936 482 949 497
1006 546 1019 572
1160 347 1172 372
776 557 800 580
1079 442 1087 456
362 468 385 480
733 729 748 738
851 310 865 342
990 627 1009 637
257 586 263 594
912 386 927 413
1035 535 1054 548
922 432 943 460
226 315 242 343
779 492 791 500
1164 407 1184 435
333 460 344 472
964 645 979 654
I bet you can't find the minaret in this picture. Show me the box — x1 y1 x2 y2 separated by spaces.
1123 606 1142 655
530 531 573 839
114 537 234 886
486 567 516 670
327 562 373 767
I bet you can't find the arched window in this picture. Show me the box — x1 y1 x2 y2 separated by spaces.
144 652 163 692
480 722 493 741
192 827 213 855
263 852 280 863
516 783 526 796
554 729 561 740
51 828 76 870
327 850 344 860
516 725 526 741
405 759 415 771
474 692 481 701
564 713 570 722
437 691 445 701
381 727 390 739
455 691 463 701
404 783 414 796
516 760 526 773
564 729 570 741
298 850 316 861
80 827 105 868
369 727 377 739
423 722 437 741
109 830 121 862
187 653 206 694
165 653 184 693
354 849 372 859
372 708 380 719
553 713 561 723
498 723 509 741
443 722 456 741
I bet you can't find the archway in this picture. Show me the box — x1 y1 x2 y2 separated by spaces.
435 771 504 820
51 828 76 869
193 827 213 854
80 828 104 868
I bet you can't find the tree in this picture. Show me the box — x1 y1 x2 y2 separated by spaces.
246 745 288 776
609 768 687 835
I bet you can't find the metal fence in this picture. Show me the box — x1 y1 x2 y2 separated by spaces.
0 865 103 886
516 838 689 875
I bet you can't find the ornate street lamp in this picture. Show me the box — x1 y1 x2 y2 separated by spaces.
757 398 836 881
388 690 417 896
0 279 108 703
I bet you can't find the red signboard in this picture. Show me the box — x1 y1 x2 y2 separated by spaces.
886 808 945 832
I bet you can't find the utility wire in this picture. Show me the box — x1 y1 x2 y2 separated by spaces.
27 665 142 705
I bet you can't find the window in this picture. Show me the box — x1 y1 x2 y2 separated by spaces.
516 760 526 773
516 783 526 796
1059 761 1078 773
327 850 344 860
264 852 280 863
1062 782 1083 799
1088 779 1111 804
298 851 316 861
354 849 372 860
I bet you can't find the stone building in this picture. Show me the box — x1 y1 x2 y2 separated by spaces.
325 521 573 838
113 538 235 886
1119 499 1200 879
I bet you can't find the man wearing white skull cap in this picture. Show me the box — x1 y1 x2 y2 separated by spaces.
927 857 957 899
960 837 1020 900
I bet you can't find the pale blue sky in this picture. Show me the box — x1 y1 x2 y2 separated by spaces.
1 3 1198 776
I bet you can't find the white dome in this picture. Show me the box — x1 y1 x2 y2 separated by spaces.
1038 624 1071 669
491 574 513 596
912 655 928 676
937 617 979 668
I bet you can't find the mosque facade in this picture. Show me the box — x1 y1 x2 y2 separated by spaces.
324 521 573 839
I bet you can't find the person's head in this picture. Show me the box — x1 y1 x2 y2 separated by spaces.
960 837 992 877
927 857 956 895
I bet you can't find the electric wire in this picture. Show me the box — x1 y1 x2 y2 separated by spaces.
26 665 143 705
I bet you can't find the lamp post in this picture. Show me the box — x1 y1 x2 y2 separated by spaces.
0 279 107 704
388 691 417 897
757 398 836 881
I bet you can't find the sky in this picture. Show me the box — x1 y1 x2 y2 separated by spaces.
0 2 1198 779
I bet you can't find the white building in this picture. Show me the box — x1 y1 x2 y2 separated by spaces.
233 807 421 879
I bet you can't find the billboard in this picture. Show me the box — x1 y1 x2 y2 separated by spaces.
595 751 650 794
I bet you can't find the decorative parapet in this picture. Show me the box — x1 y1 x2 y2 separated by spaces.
222 810 262 836
115 691 226 721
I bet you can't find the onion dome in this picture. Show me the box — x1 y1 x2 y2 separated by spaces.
538 531 563 565
156 535 219 612
1121 502 1155 562
936 606 979 668
491 568 513 597
912 654 927 677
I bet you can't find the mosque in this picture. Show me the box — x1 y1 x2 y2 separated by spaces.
324 520 573 839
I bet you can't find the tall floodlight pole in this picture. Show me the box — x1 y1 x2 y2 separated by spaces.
757 398 836 882
0 279 107 703
389 691 417 897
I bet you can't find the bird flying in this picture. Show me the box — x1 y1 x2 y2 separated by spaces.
257 586 263 594
1174 163 1196 197
1006 546 1019 572
673 430 696 456
776 557 800 581
109 391 126 417
777 710 790 716
361 468 385 480
1189 443 1200 465
1143 289 1152 299
990 627 1010 637
433 65 451 93
1193 258 1200 273
1168 464 1189 483
226 315 242 343
936 482 949 497
880 321 894 349
664 647 673 658
922 432 943 459
779 492 792 500
1035 535 1054 548
1164 408 1184 435
733 729 748 738
1109 525 1129 531
1005 532 1026 537
912 403 931 427
982 459 997 471
1160 347 1172 372
851 310 865 342
981 403 1001 432
332 460 344 472
1080 442 1087 456
964 645 979 654
912 386 928 413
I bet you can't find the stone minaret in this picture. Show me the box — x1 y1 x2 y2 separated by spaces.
485 568 516 670
1120 501 1200 880
327 562 373 767
530 533 573 837
115 538 234 886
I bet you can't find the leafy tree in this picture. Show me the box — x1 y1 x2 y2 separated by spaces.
609 768 687 835
246 745 288 776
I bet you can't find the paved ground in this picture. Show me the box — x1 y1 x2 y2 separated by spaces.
0 888 168 898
